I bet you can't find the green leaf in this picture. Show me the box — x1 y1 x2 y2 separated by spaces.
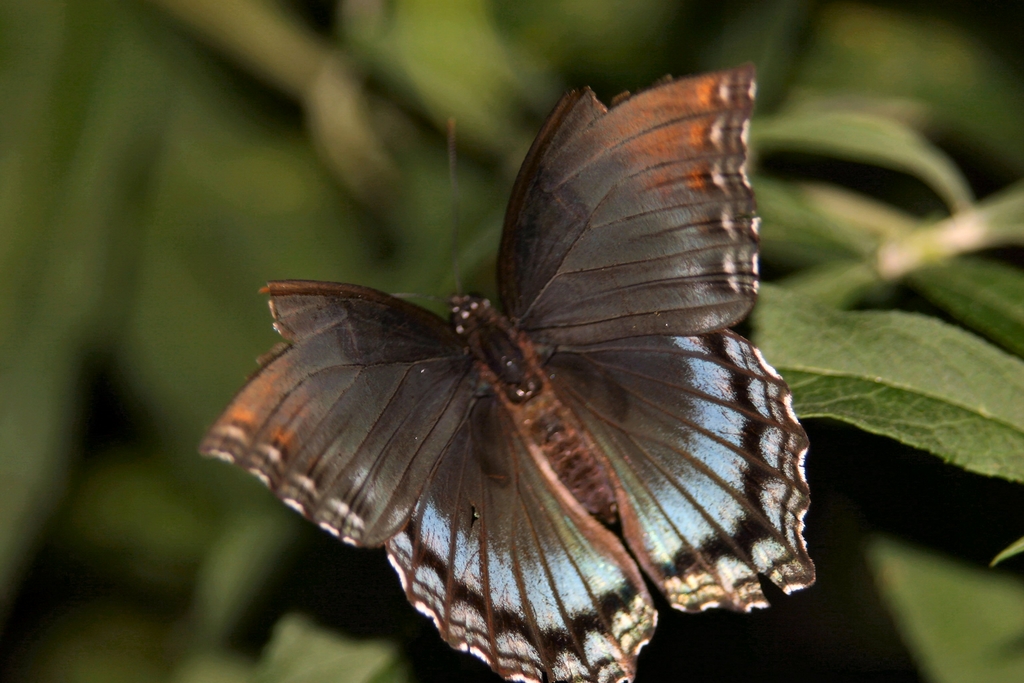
191 510 298 645
908 258 1024 358
0 0 173 617
978 179 1024 245
171 651 254 683
777 260 881 308
23 601 170 683
255 614 407 683
752 109 974 213
795 3 1024 174
494 0 679 83
876 182 1024 279
58 449 218 589
753 286 1024 482
753 176 876 268
344 0 552 155
781 371 1024 481
867 536 1024 683
991 536 1024 567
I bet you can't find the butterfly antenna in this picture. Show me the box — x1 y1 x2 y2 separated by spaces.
447 118 463 296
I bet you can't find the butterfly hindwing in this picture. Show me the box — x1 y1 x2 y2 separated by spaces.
200 281 477 546
500 65 759 344
547 332 814 612
386 395 656 683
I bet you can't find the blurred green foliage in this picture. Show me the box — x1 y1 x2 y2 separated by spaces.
1 1 1023 682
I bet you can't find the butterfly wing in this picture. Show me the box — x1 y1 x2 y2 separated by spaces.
547 332 813 612
200 281 477 547
386 394 656 683
499 65 759 345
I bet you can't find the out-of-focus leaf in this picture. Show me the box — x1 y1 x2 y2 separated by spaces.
145 0 327 98
0 0 172 618
753 109 973 213
908 258 1024 358
867 536 1024 683
798 181 918 241
991 536 1024 567
876 182 1024 279
191 509 298 645
57 449 218 589
255 614 407 683
753 175 876 268
304 56 398 204
795 2 1024 174
171 652 254 683
147 0 398 204
343 0 552 155
977 179 1024 244
754 286 1024 482
493 0 678 83
23 601 170 683
777 260 881 308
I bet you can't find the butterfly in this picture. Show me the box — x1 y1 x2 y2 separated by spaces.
201 64 814 683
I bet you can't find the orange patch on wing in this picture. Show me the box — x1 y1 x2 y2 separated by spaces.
225 406 258 430
685 168 708 190
687 120 710 150
693 77 718 109
268 425 296 451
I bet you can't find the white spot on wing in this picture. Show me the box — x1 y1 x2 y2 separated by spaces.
292 474 317 494
709 116 724 148
318 521 340 537
220 425 248 443
246 467 271 487
781 393 799 423
711 163 726 191
208 450 235 463
258 444 281 464
751 347 785 381
721 210 735 238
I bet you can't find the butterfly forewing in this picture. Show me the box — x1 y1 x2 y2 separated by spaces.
547 332 813 612
386 396 656 683
200 282 477 546
500 65 759 345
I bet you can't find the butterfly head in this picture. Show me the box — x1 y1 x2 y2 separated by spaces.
449 294 542 403
448 294 495 337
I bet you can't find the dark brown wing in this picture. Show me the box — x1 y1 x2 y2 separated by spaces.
499 65 759 344
200 281 476 547
547 332 814 612
386 395 656 683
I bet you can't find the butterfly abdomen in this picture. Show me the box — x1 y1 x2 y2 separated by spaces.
451 294 619 524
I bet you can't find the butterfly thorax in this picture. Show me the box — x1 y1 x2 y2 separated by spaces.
449 295 541 403
450 294 619 524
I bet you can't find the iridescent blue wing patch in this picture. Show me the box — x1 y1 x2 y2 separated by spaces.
386 395 656 683
547 332 814 611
